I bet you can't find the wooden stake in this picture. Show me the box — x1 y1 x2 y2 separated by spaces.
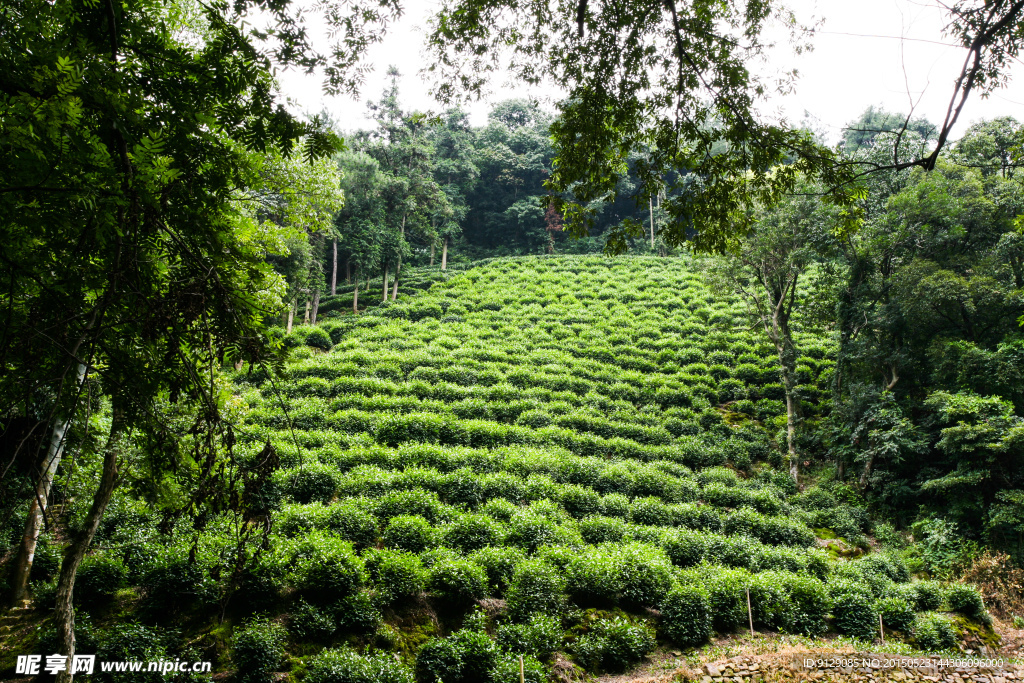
879 614 885 643
746 587 754 637
519 654 525 683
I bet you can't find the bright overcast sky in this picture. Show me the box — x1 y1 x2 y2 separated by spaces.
274 0 1024 144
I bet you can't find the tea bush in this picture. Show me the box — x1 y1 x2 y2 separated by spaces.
876 597 916 633
290 534 365 601
363 549 426 603
506 559 567 620
231 619 286 683
416 629 498 683
306 647 415 683
915 612 959 651
428 558 488 606
659 585 712 647
943 583 988 623
572 616 655 674
495 614 562 658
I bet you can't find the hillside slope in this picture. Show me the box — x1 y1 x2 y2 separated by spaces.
2 256 999 683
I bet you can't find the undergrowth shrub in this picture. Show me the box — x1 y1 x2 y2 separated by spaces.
831 582 879 641
442 514 506 553
290 534 365 601
489 655 546 683
469 546 527 596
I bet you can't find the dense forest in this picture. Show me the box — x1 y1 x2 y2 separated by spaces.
3 0 1024 682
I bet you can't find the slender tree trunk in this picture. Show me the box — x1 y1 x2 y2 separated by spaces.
382 261 389 301
345 259 351 285
8 365 86 606
54 418 122 683
649 195 655 249
303 297 310 325
441 237 448 271
391 255 401 301
331 238 338 296
353 280 359 314
286 299 295 333
775 335 803 486
310 290 321 325
430 241 435 267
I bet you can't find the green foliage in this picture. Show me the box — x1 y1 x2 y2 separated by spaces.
382 515 436 553
506 559 567 620
290 599 337 640
231 619 287 683
428 558 488 606
495 614 562 658
489 655 547 683
306 647 415 683
915 612 959 651
572 616 655 674
943 583 989 623
94 623 166 683
281 464 340 504
75 554 128 607
364 549 426 603
416 629 498 683
831 587 879 641
659 585 712 647
876 597 916 633
442 513 506 553
469 545 527 595
290 534 366 601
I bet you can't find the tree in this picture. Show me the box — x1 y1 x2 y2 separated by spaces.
714 182 838 483
842 106 937 154
952 117 1024 178
358 68 446 296
0 0 350 677
428 0 861 253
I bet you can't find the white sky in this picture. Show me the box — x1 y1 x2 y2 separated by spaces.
274 0 1024 143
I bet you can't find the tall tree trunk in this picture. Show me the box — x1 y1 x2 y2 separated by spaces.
54 417 122 683
430 241 435 267
649 195 655 249
441 237 448 271
382 261 389 301
310 290 321 325
286 299 295 333
8 363 86 606
345 259 351 285
303 297 310 325
352 280 359 314
776 336 803 486
391 255 401 301
331 238 338 296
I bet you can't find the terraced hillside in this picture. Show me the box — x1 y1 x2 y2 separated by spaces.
24 256 992 683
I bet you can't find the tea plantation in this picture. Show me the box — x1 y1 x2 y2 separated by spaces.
60 257 993 682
